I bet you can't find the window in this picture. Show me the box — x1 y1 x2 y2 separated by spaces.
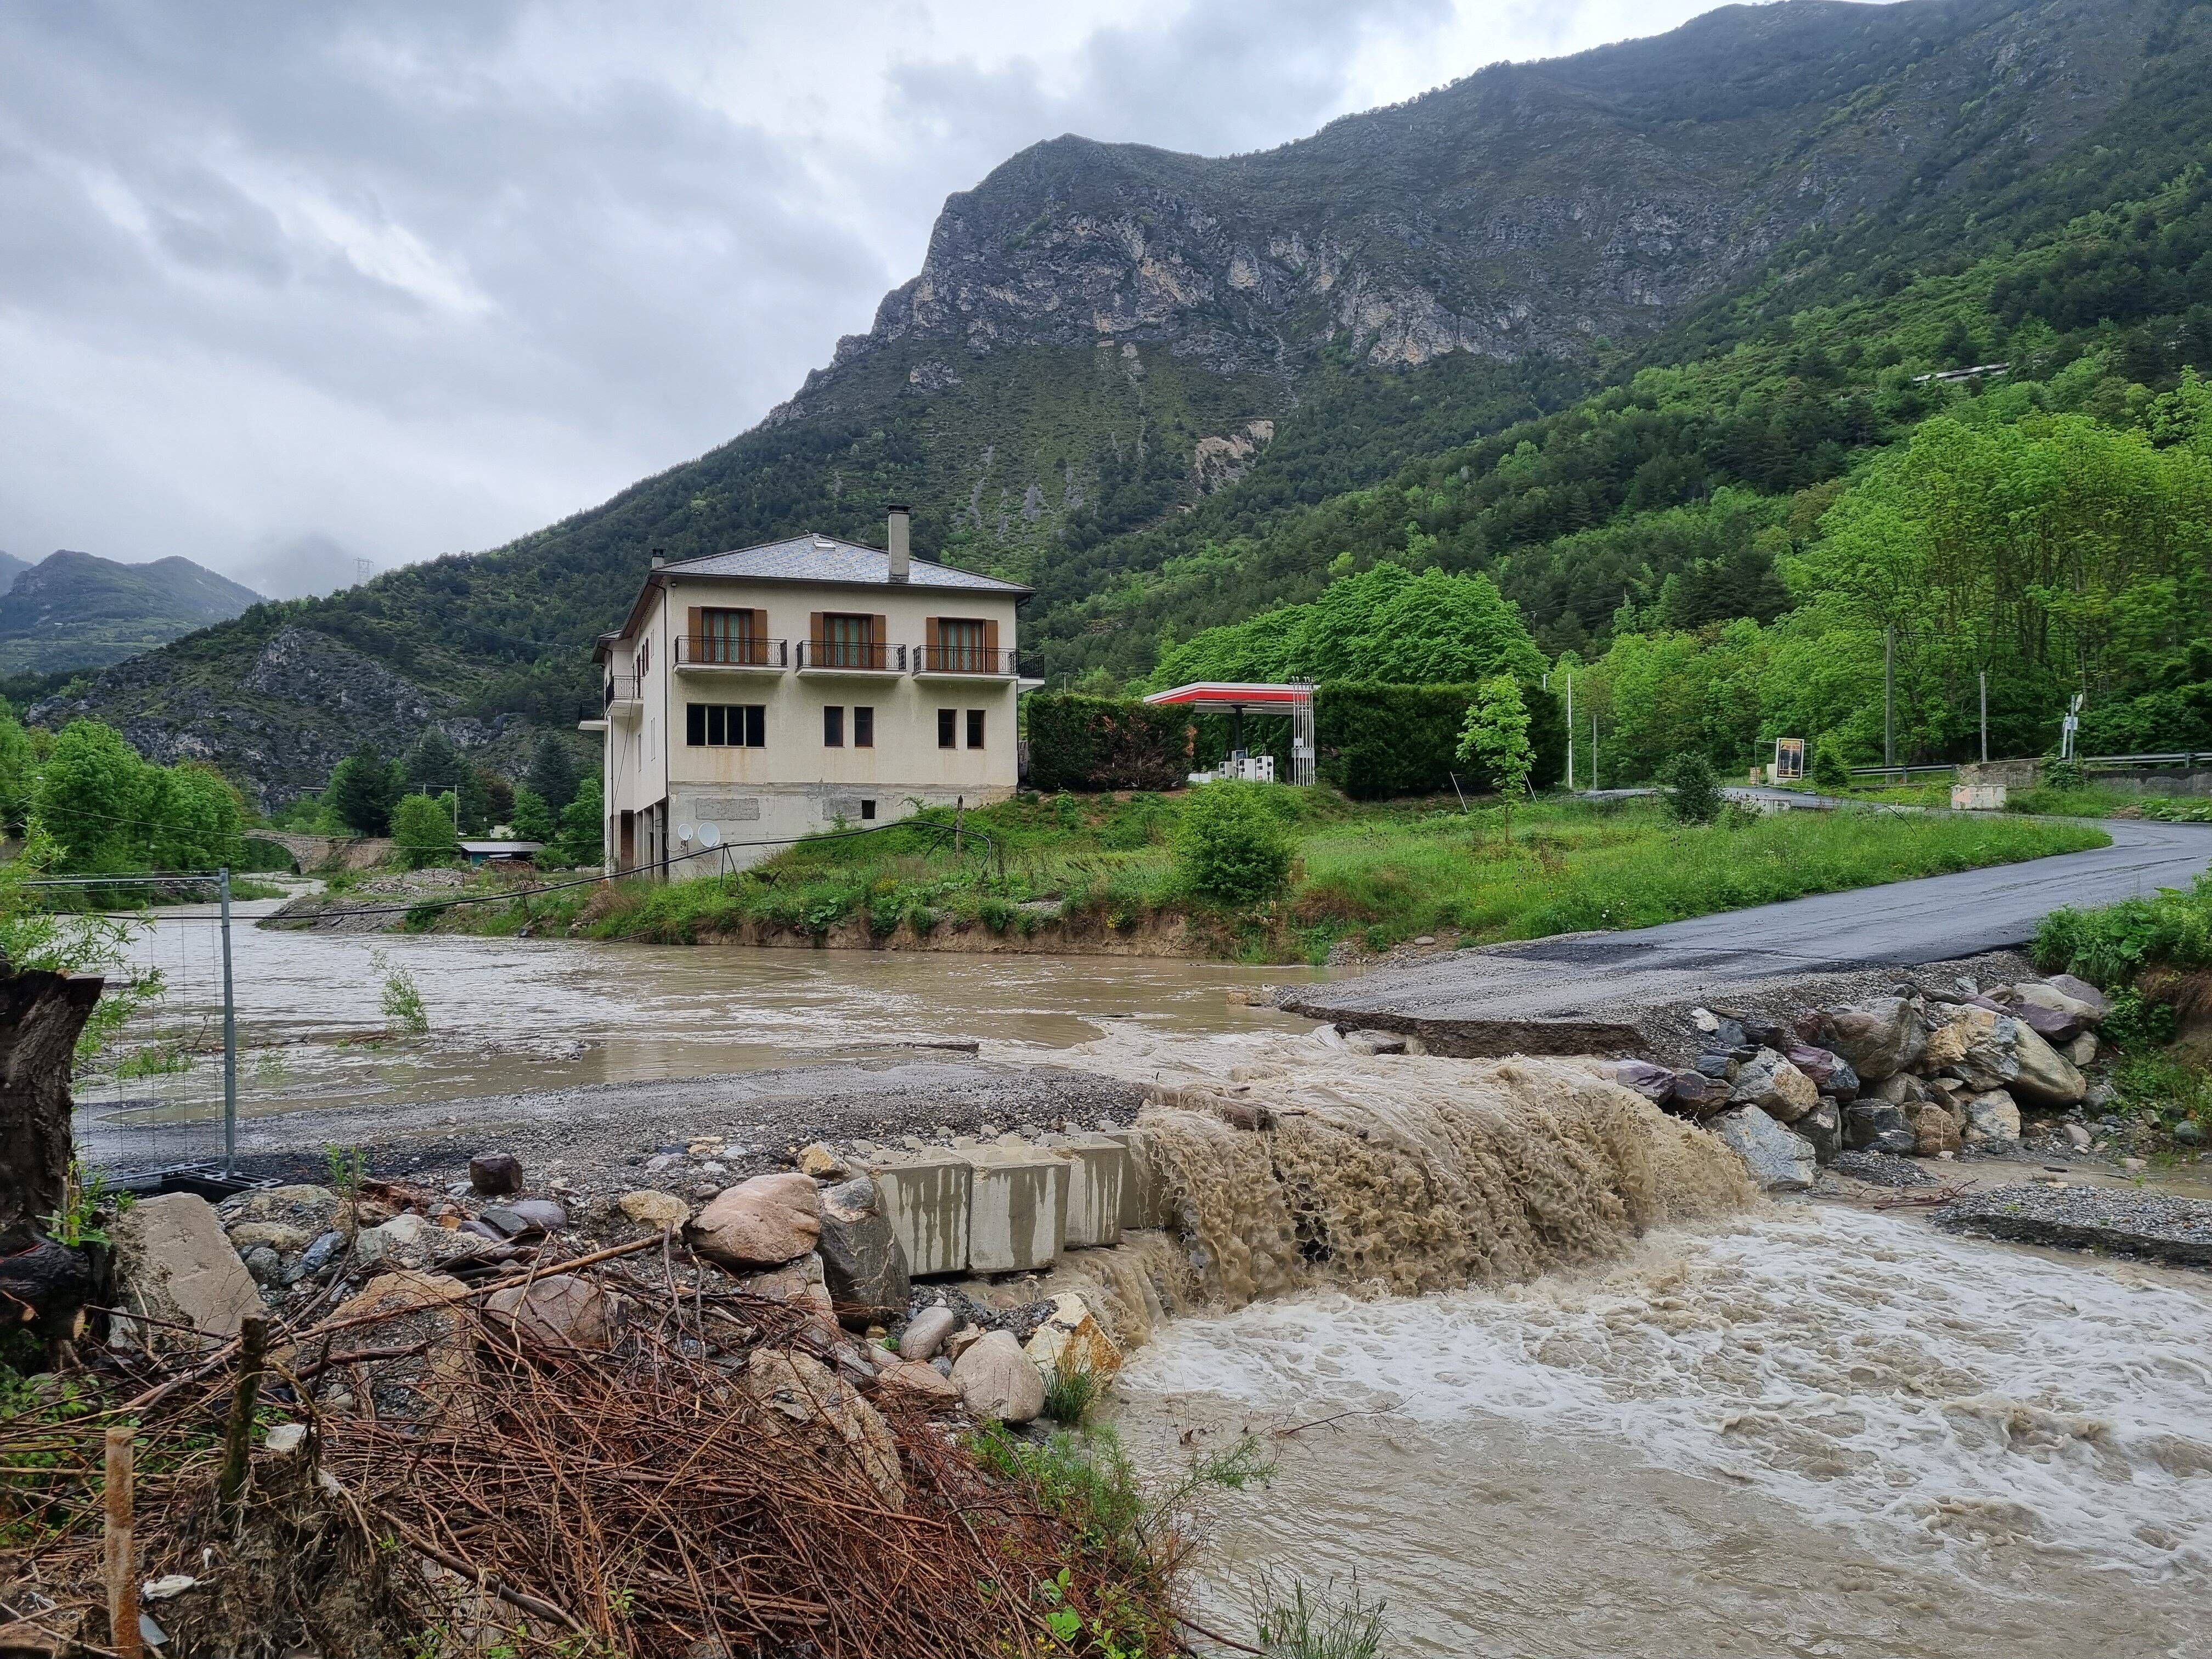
822 612 876 668
860 799 877 820
686 702 765 747
853 706 873 748
698 607 757 665
823 706 844 747
939 618 986 672
966 709 986 749
938 709 956 749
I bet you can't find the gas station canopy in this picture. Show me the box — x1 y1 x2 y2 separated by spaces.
1140 681 1310 712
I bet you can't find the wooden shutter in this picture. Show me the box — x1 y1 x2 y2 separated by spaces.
873 614 889 669
925 617 940 655
808 611 823 664
983 619 999 660
687 607 701 657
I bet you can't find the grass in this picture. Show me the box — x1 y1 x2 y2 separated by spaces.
413 788 2106 966
1816 778 2189 818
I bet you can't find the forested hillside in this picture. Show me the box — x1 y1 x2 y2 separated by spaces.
29 0 2212 804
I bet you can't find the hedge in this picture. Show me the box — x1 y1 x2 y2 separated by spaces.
1025 695 1195 792
1314 681 1566 800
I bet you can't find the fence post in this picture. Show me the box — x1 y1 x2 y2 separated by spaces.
219 867 236 1178
105 1426 141 1659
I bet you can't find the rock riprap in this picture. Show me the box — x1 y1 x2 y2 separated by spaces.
689 1173 821 1268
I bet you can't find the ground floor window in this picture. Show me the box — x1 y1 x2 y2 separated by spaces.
966 708 986 749
861 799 876 820
686 702 765 747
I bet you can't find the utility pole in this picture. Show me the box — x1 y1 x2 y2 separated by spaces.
1565 674 1575 793
1591 712 1599 792
1883 627 1895 772
1979 670 1988 763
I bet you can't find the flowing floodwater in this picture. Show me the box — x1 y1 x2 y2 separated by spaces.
1114 1203 2212 1657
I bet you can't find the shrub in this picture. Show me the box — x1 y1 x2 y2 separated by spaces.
1663 752 1723 822
391 792 461 867
1317 681 1565 799
1173 783 1293 907
1810 737 1851 793
2034 872 2212 988
1026 695 1194 792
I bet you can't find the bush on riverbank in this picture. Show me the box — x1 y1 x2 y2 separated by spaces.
411 790 2106 965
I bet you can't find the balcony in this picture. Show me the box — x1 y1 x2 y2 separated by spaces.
795 640 906 677
913 646 1020 679
603 673 643 720
676 635 787 675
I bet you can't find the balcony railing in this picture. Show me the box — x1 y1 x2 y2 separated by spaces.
676 635 787 668
603 674 641 709
795 640 906 672
915 646 1020 676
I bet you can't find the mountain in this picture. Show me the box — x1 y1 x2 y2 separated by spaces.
28 0 2212 805
0 553 30 594
0 551 262 673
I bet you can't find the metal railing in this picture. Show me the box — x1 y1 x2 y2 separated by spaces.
676 635 786 668
795 640 905 672
603 674 641 709
915 646 1019 675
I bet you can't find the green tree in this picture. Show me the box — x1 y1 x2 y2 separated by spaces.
0 702 36 832
526 735 579 813
555 775 603 867
457 766 494 837
1662 752 1723 822
510 786 556 844
403 727 464 795
33 720 151 872
146 763 245 870
1811 737 1852 793
1457 675 1535 840
391 791 461 867
325 746 402 836
1171 783 1291 908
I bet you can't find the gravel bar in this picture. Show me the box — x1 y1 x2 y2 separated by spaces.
1937 1184 2212 1266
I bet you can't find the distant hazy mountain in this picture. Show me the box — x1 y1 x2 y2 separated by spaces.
0 551 262 673
0 552 30 594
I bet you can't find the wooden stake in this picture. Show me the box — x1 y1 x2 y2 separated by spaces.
216 1314 268 1532
104 1426 142 1659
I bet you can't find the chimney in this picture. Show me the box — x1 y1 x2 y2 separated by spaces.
886 504 910 583
650 546 666 571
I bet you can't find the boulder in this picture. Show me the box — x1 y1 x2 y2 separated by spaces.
1609 1059 1676 1105
2064 1032 2098 1068
478 1198 568 1240
952 1329 1046 1424
1344 1029 1409 1056
1729 1048 1819 1123
1978 992 2079 1043
1870 1072 1928 1108
876 1359 963 1410
1691 1051 1736 1082
483 1273 617 1355
1784 1043 1858 1101
2064 1121 2094 1151
898 1306 958 1364
467 1154 524 1197
2044 974 2109 1020
617 1189 689 1231
353 1212 499 1273
1740 1017 1791 1051
108 1193 265 1353
1707 1015 1749 1051
1844 1101 1917 1156
1791 1098 1842 1164
1923 1005 2085 1107
1797 998 1926 1082
1022 1293 1124 1384
817 1177 910 1327
218 1185 347 1257
313 1270 476 1419
744 1350 904 1508
689 1173 821 1269
1712 1107 1815 1193
1905 1098 1962 1156
727 1251 834 1317
1963 1088 2023 1145
1667 1070 1725 1115
798 1143 849 1180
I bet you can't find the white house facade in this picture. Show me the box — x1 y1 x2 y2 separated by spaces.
583 507 1028 878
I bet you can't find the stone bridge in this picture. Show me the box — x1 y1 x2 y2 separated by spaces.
251 832 394 872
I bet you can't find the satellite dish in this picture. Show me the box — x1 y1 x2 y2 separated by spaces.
699 823 722 848
676 821 696 844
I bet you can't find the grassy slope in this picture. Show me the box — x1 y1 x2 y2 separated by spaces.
411 791 2106 965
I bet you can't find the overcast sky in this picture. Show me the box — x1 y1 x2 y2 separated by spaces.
0 1 1741 598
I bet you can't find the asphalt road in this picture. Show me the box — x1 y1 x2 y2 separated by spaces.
1284 817 2212 1040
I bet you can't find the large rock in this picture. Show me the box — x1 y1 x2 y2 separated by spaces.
1870 1072 1928 1107
1785 1042 1859 1101
1609 1059 1677 1105
1905 1097 1962 1156
877 1358 963 1409
1022 1293 1124 1384
1729 1048 1819 1122
1844 1101 1917 1156
468 1154 524 1197
1668 1069 1725 1115
727 1251 834 1318
1974 992 2076 1044
218 1185 347 1256
952 1329 1047 1423
2044 974 2109 1020
2005 980 2102 1037
1962 1088 2023 1145
353 1211 498 1273
690 1173 821 1269
898 1306 958 1363
1712 1106 1816 1193
109 1193 266 1353
314 1269 476 1419
1792 1098 1842 1164
1923 1005 2085 1107
744 1350 904 1508
817 1177 910 1327
617 1189 689 1231
483 1273 617 1355
1798 998 1926 1082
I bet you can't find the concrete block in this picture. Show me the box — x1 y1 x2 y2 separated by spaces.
1049 1135 1127 1250
1098 1128 1174 1231
959 1148 1069 1274
857 1155 972 1278
108 1193 265 1353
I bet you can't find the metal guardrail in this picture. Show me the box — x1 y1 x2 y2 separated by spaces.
603 674 641 709
1848 764 1955 778
676 635 786 668
914 646 1019 675
795 640 906 672
2080 751 2209 769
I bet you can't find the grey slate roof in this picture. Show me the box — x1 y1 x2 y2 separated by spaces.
664 534 1030 594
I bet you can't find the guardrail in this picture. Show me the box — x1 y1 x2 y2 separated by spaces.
603 674 641 709
1847 764 1955 779
914 646 1020 676
795 640 906 672
2080 751 2209 769
676 635 786 667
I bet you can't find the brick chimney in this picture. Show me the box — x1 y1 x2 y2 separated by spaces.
886 504 910 583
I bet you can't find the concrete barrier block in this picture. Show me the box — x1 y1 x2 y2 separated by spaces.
1050 1135 1127 1249
960 1149 1069 1274
857 1155 972 1278
1098 1128 1173 1231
